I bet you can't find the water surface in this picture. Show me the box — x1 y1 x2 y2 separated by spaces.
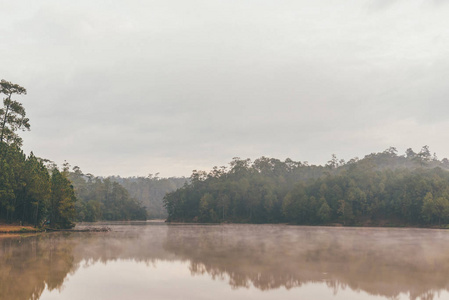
1 223 449 300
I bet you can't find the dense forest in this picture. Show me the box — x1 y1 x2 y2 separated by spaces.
164 147 449 227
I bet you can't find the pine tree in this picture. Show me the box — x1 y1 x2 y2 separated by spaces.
49 169 76 228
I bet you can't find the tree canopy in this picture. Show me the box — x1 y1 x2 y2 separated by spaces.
0 79 29 146
164 148 449 227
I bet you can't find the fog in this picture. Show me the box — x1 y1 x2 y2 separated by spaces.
2 224 449 300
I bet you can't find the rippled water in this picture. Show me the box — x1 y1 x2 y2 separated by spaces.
1 223 449 300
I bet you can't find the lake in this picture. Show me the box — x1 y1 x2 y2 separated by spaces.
1 223 449 300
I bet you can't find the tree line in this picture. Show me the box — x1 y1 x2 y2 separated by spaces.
164 147 449 227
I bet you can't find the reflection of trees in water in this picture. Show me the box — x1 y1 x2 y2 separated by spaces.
0 227 172 300
0 234 78 300
163 225 449 300
1 225 449 300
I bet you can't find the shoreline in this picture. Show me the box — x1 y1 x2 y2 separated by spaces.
1 222 447 235
0 225 42 234
165 220 449 229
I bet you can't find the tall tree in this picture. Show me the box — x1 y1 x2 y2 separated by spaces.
49 169 76 228
0 79 29 146
23 153 51 227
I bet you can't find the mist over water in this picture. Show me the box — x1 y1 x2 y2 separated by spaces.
1 223 449 300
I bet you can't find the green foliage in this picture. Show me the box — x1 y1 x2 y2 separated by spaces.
317 199 331 222
164 148 449 227
49 169 76 228
0 79 29 147
22 152 51 226
164 156 326 223
0 143 76 228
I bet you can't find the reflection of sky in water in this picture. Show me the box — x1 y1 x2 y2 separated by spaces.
41 260 415 300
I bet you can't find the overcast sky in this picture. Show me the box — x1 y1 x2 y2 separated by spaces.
1 0 449 177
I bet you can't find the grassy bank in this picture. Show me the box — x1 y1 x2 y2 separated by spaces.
0 225 42 234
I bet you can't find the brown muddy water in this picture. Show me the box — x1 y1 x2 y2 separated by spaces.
1 222 449 300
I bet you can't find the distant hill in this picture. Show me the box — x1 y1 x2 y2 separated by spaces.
109 176 188 218
69 168 187 220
